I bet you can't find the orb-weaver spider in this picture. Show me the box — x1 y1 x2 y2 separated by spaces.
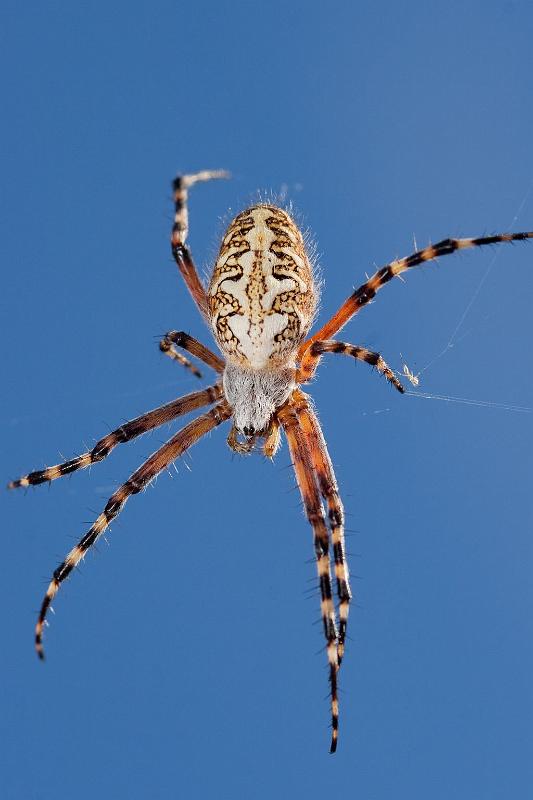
9 170 532 752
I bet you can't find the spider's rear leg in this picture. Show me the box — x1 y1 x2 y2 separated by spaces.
159 330 225 379
171 170 230 316
278 399 340 753
8 384 222 489
298 339 405 392
34 400 232 659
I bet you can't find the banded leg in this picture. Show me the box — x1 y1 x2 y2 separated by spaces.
171 170 230 317
298 339 405 392
299 229 533 363
8 384 222 489
278 399 340 753
34 400 232 659
292 390 351 666
159 330 225 379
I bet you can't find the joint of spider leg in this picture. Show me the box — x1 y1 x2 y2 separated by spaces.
114 426 128 444
432 238 457 257
104 498 124 519
206 386 220 405
171 241 189 258
356 287 376 305
337 579 352 601
328 507 344 527
324 622 338 646
53 561 70 583
319 572 333 597
159 336 179 358
163 330 186 347
313 536 329 559
172 175 186 193
124 477 143 495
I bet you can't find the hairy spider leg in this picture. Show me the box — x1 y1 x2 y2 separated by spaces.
34 401 232 659
299 230 533 375
292 391 351 669
159 330 225 379
171 170 230 317
298 339 405 391
159 342 203 378
8 385 223 489
279 398 340 753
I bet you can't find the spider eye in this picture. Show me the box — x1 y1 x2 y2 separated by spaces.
243 425 255 437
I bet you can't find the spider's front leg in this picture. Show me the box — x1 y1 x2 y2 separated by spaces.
171 169 230 317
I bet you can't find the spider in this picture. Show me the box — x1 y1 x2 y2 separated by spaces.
9 170 533 753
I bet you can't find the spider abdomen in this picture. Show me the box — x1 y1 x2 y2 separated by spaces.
208 205 316 369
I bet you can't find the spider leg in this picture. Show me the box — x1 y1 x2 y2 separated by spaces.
159 330 225 378
299 229 533 356
171 170 230 317
8 384 222 489
278 398 340 753
291 390 351 667
34 400 232 659
298 339 405 392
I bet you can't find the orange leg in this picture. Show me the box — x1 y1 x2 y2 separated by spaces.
171 170 229 317
298 339 404 392
291 390 351 666
299 230 533 369
8 384 222 489
34 401 231 659
159 330 225 378
278 397 340 753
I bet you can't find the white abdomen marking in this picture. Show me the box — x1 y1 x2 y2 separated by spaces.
208 205 316 369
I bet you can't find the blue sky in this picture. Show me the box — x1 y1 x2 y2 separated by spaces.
2 1 533 797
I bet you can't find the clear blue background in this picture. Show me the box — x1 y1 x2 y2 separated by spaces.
2 2 533 798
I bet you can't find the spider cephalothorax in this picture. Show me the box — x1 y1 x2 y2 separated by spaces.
9 170 533 753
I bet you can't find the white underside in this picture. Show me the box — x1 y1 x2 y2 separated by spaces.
223 363 296 433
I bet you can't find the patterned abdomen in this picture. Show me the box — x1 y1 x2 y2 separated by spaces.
208 205 316 369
